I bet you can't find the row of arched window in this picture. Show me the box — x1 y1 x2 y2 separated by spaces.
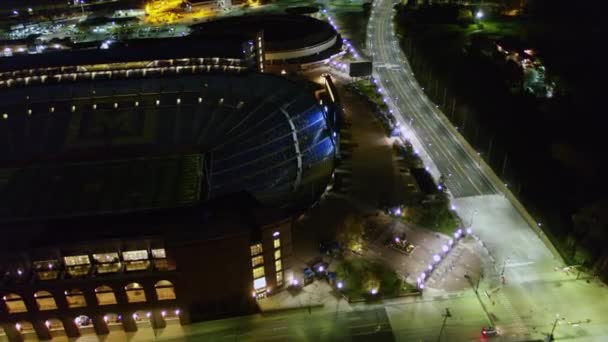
2 280 175 314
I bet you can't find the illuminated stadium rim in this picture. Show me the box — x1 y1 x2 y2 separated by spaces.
0 58 249 89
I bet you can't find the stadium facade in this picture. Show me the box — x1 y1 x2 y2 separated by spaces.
0 28 339 341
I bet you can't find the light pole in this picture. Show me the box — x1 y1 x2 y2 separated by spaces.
469 209 478 228
548 314 562 341
436 308 451 342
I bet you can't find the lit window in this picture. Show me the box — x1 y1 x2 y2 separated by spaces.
64 255 91 278
151 248 166 259
34 291 57 311
250 244 263 256
33 260 59 280
95 285 117 306
122 250 148 261
65 289 86 308
276 271 283 285
274 250 281 260
154 258 172 271
63 255 90 266
122 250 150 271
3 293 27 313
155 280 176 300
273 239 281 249
93 253 119 263
251 255 264 267
253 277 266 290
253 266 265 279
93 253 121 274
275 260 282 272
125 283 146 303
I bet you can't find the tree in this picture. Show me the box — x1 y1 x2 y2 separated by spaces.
362 269 380 293
336 213 365 253
571 201 608 263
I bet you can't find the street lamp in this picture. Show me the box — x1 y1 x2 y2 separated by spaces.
437 308 451 342
476 10 483 20
548 314 563 341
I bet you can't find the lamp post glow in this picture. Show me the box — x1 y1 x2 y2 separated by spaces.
337 281 343 289
476 10 483 19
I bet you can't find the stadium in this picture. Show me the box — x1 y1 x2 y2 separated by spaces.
0 29 339 341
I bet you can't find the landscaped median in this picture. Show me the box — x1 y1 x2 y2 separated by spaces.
334 255 419 303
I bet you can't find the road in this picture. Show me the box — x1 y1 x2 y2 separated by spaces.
153 295 488 342
366 2 496 199
365 0 608 341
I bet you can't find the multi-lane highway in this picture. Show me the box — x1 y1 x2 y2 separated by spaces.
366 0 608 341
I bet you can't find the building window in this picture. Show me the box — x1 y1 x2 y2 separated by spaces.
275 260 282 272
251 255 264 267
274 250 281 260
33 260 59 280
273 239 281 249
64 255 90 266
34 291 57 311
253 277 266 290
125 283 146 303
122 250 150 272
122 250 148 261
151 248 172 271
250 243 263 256
151 248 166 259
93 253 119 263
155 280 176 300
2 293 27 313
95 285 117 306
65 289 87 308
93 252 121 274
63 255 91 278
276 271 283 286
253 266 265 279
